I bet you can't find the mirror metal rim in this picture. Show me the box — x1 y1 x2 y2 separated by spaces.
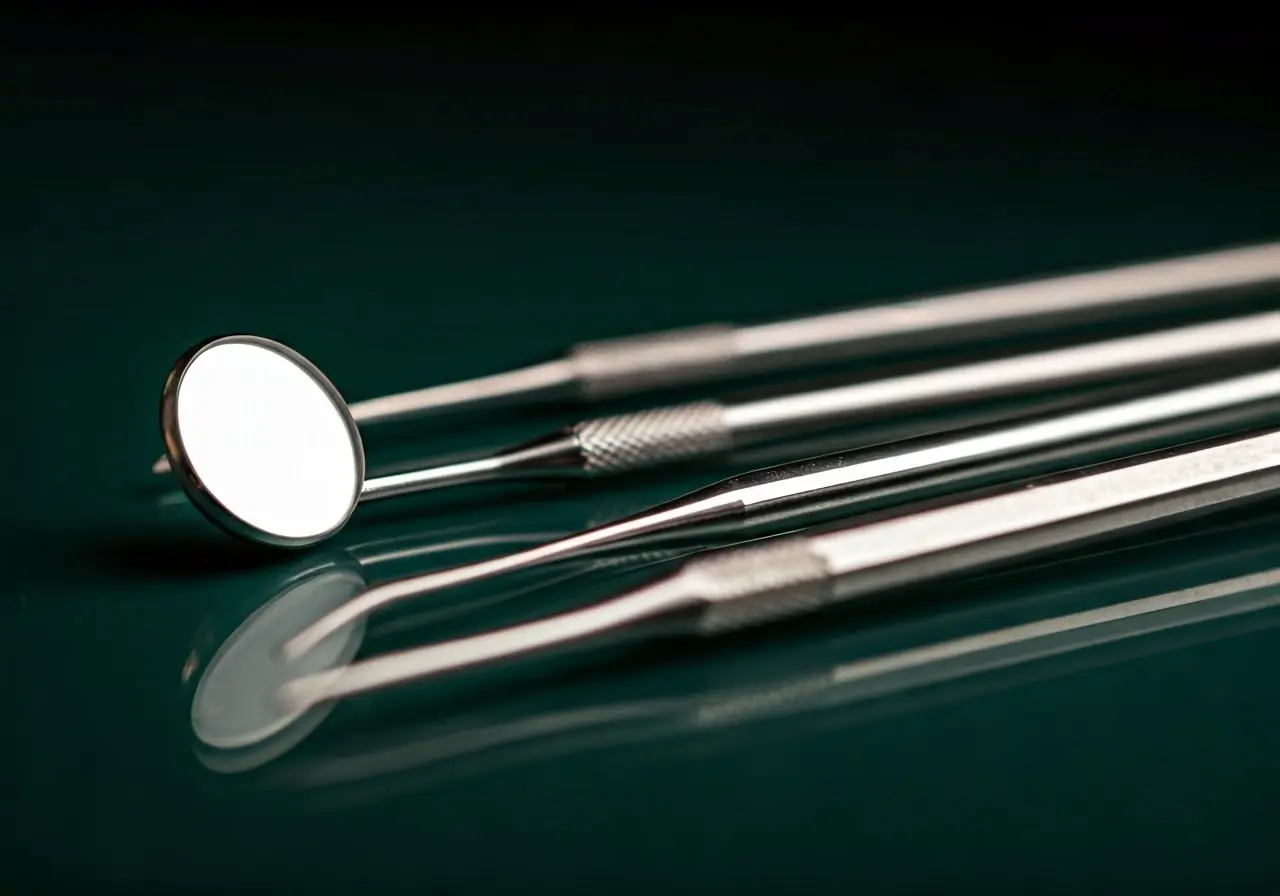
160 333 367 549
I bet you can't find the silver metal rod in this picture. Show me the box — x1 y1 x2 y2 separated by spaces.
730 242 1280 363
151 240 1280 474
278 426 1280 710
350 312 1280 502
721 312 1280 438
282 367 1280 662
333 241 1280 417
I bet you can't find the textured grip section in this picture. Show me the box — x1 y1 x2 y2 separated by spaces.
570 324 740 399
685 537 834 634
573 402 733 474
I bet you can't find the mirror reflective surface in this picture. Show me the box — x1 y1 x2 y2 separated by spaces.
191 563 367 751
164 337 364 546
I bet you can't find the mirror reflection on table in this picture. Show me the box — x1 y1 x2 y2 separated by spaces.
184 495 1280 794
243 507 1280 808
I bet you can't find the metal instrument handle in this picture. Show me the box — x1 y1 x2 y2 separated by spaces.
734 241 1280 360
570 244 1280 395
685 538 836 634
568 325 741 399
685 428 1280 634
724 311 1280 439
571 401 734 474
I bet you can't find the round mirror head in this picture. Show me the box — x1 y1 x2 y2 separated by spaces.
161 335 365 548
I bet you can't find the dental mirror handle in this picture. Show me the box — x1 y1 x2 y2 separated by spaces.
283 426 1280 707
358 311 1280 501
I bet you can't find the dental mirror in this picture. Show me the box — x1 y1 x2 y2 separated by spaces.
161 335 365 548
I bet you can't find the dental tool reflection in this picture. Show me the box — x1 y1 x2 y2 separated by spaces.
269 558 1280 792
277 426 1280 712
165 311 1280 548
151 239 1280 475
282 367 1280 658
186 517 689 759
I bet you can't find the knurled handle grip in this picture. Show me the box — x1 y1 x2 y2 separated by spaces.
568 324 741 399
571 401 734 474
682 537 835 634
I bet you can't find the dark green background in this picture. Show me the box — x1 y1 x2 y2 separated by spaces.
4 14 1280 891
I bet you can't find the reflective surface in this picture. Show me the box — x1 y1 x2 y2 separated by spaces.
163 335 364 546
259 517 1280 795
5 15 1280 890
190 561 366 750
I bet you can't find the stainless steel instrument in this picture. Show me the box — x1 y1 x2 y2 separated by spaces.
277 425 1280 710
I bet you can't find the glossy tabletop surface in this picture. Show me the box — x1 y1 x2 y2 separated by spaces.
4 15 1280 891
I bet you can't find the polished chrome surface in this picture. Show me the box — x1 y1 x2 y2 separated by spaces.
723 311 1280 437
728 366 1280 507
610 427 1280 632
568 323 742 398
282 367 1280 656
812 428 1280 581
358 433 582 502
150 240 1280 475
160 335 366 548
732 241 1280 361
277 426 1280 710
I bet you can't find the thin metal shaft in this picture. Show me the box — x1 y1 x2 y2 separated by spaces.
283 366 1280 660
278 426 1280 711
151 240 1280 475
342 311 1280 502
330 241 1280 417
282 498 735 659
721 311 1280 438
348 361 576 425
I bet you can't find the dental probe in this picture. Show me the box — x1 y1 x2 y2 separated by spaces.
282 365 1280 658
162 312 1280 548
278 425 1280 711
150 240 1280 475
